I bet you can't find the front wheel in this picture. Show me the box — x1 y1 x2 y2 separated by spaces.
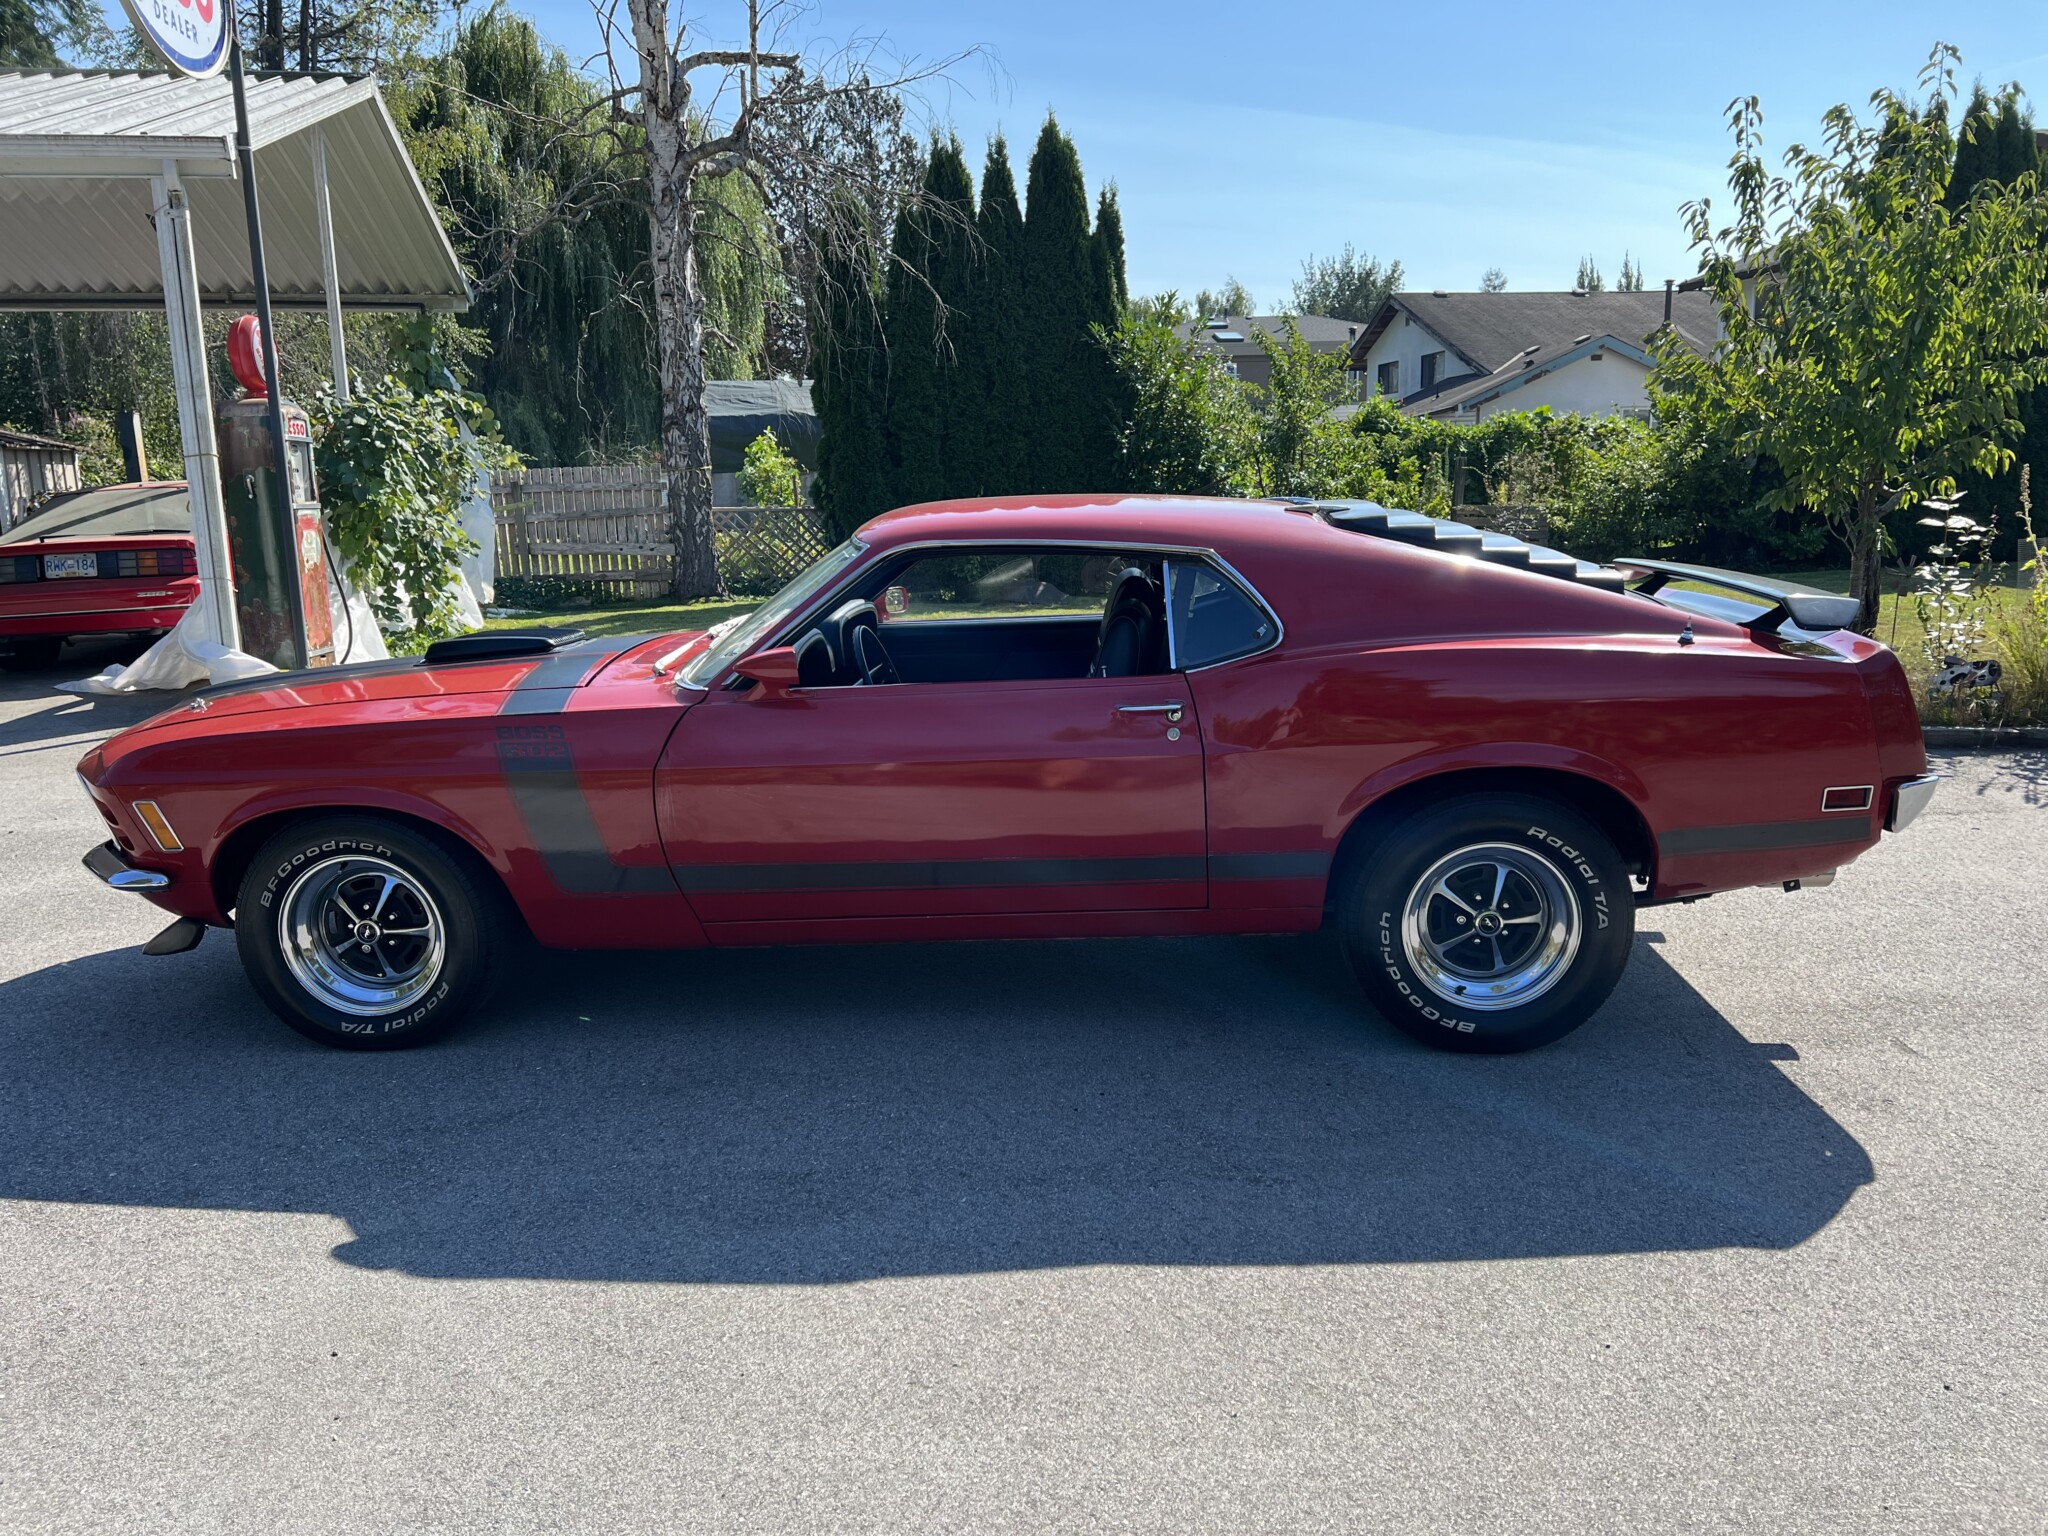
1336 794 1635 1054
235 816 508 1049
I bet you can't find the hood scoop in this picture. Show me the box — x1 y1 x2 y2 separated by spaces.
421 628 587 665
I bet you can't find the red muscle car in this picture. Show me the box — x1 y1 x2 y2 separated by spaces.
1 483 197 671
76 495 1936 1054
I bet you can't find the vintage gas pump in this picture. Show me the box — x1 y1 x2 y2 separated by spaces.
217 316 337 670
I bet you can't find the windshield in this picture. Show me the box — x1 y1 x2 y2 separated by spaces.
679 536 867 688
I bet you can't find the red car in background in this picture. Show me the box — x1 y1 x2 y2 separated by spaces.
76 494 1937 1055
0 483 197 671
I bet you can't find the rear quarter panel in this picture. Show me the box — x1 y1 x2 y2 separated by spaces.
1196 529 1891 905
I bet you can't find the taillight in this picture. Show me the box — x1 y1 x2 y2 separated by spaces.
0 555 38 584
112 548 194 578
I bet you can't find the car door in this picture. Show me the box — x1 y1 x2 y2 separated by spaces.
655 561 1205 931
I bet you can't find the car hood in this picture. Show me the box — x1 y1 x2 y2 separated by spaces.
102 632 691 735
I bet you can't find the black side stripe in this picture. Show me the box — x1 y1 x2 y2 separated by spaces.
1659 816 1873 857
494 719 677 897
673 855 1208 894
1210 851 1331 882
496 638 647 715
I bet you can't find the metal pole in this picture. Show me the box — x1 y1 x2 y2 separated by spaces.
153 162 240 651
311 126 350 404
229 31 310 669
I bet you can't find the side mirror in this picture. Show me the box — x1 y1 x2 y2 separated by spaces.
733 645 802 699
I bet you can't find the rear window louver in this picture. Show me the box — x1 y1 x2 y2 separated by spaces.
1311 501 1629 594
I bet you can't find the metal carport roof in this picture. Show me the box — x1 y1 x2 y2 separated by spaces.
0 69 468 311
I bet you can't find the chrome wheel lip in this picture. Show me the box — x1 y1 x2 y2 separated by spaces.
278 854 447 1018
1398 842 1581 1013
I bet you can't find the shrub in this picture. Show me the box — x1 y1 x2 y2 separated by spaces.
1099 298 1256 496
491 575 592 612
737 428 805 508
1989 468 2048 724
315 377 509 643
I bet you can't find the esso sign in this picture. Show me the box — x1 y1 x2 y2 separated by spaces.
118 0 229 79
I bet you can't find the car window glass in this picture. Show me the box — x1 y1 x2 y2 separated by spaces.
1168 561 1275 668
680 536 866 687
881 551 1127 623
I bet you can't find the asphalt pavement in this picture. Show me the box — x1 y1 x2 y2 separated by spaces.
1 637 2043 1533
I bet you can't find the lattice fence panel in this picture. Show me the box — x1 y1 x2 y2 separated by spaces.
494 467 829 601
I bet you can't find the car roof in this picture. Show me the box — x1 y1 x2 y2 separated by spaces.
0 482 191 545
855 494 1330 558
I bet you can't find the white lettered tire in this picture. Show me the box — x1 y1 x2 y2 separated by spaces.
234 816 507 1050
1337 794 1635 1053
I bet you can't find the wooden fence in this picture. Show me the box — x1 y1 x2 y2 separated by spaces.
493 466 832 601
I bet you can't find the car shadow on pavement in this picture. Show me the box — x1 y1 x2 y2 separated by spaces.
0 638 169 755
0 928 1872 1283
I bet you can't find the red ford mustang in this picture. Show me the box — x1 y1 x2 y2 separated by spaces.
77 495 1935 1053
1 483 197 671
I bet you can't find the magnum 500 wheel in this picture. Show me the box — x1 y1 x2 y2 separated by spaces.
234 816 507 1049
1336 794 1635 1054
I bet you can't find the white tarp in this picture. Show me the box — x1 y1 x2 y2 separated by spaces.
60 554 390 695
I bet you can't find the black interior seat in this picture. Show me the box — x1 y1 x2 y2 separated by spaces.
1089 568 1167 678
793 629 836 688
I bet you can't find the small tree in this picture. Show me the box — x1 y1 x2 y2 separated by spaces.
1192 277 1255 320
1574 255 1605 292
1290 244 1403 321
1616 251 1645 291
1654 45 2048 631
1480 267 1508 293
1250 318 1355 497
1099 294 1255 496
737 427 804 507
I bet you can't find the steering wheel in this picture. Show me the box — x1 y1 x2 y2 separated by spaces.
852 623 900 686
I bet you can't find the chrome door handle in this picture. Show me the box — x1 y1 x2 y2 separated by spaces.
1119 702 1185 722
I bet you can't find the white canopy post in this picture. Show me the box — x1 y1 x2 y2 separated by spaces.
151 160 238 649
310 125 349 403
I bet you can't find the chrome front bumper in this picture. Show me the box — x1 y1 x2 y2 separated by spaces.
83 841 170 892
1887 774 1941 833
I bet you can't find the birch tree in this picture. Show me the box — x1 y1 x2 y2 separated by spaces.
599 0 961 596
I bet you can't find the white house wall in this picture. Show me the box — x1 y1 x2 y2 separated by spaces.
1359 311 1469 396
1464 352 1653 422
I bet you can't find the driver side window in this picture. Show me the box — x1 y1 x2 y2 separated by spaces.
795 547 1171 687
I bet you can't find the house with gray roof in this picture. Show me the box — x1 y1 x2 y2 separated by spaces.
1177 314 1367 390
1344 288 1720 423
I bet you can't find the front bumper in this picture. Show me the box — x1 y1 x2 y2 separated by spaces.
1887 773 1941 833
83 840 170 892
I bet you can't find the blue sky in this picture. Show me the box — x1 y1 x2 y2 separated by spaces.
195 2 2048 305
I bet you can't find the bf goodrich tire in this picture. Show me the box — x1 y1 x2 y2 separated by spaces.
234 816 508 1050
1336 793 1635 1054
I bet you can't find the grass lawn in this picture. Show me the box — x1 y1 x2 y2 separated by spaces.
482 595 757 641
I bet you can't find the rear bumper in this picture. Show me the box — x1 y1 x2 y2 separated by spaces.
83 840 171 892
1887 773 1941 833
2 604 190 640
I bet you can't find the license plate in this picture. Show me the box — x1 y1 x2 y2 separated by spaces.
43 553 97 580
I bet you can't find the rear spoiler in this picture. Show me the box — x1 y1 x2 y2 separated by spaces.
1612 559 1862 635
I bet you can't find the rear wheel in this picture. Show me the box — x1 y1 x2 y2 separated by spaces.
1 637 62 672
234 816 507 1049
1336 794 1635 1054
